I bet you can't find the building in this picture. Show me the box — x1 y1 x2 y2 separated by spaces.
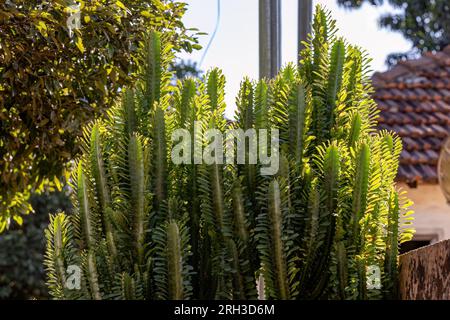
372 45 450 249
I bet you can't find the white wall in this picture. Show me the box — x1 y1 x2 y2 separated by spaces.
399 183 450 242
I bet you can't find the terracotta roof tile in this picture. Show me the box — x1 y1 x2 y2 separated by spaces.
373 45 450 186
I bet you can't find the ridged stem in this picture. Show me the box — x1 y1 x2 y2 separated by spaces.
167 221 184 300
90 125 117 262
77 161 94 249
268 180 289 299
128 135 145 265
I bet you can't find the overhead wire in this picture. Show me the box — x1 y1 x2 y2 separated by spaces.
198 0 221 68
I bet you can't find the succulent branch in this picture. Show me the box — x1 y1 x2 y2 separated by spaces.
44 6 413 301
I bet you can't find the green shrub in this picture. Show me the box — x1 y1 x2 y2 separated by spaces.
44 6 414 300
0 0 200 228
0 191 71 299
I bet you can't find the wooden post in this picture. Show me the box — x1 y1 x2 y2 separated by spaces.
399 239 450 299
259 0 281 79
298 0 312 55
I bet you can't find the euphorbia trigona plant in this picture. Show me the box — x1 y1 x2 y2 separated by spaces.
44 6 414 300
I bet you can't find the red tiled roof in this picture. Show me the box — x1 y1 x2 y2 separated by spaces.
373 45 450 186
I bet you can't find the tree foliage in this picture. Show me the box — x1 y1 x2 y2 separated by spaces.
44 6 413 300
337 0 450 65
0 191 71 299
170 60 203 81
0 0 200 229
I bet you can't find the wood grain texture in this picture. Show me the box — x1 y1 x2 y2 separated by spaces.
399 239 450 299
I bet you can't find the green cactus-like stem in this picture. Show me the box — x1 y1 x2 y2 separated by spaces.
53 215 67 289
268 180 289 300
87 249 102 300
77 161 95 249
352 143 370 249
128 135 146 265
153 106 168 216
90 125 117 262
167 221 184 300
210 164 225 232
231 182 249 244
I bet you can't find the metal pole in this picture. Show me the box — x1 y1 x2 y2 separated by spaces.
298 0 313 56
259 0 281 79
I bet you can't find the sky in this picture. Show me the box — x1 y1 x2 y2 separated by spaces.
177 0 412 117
